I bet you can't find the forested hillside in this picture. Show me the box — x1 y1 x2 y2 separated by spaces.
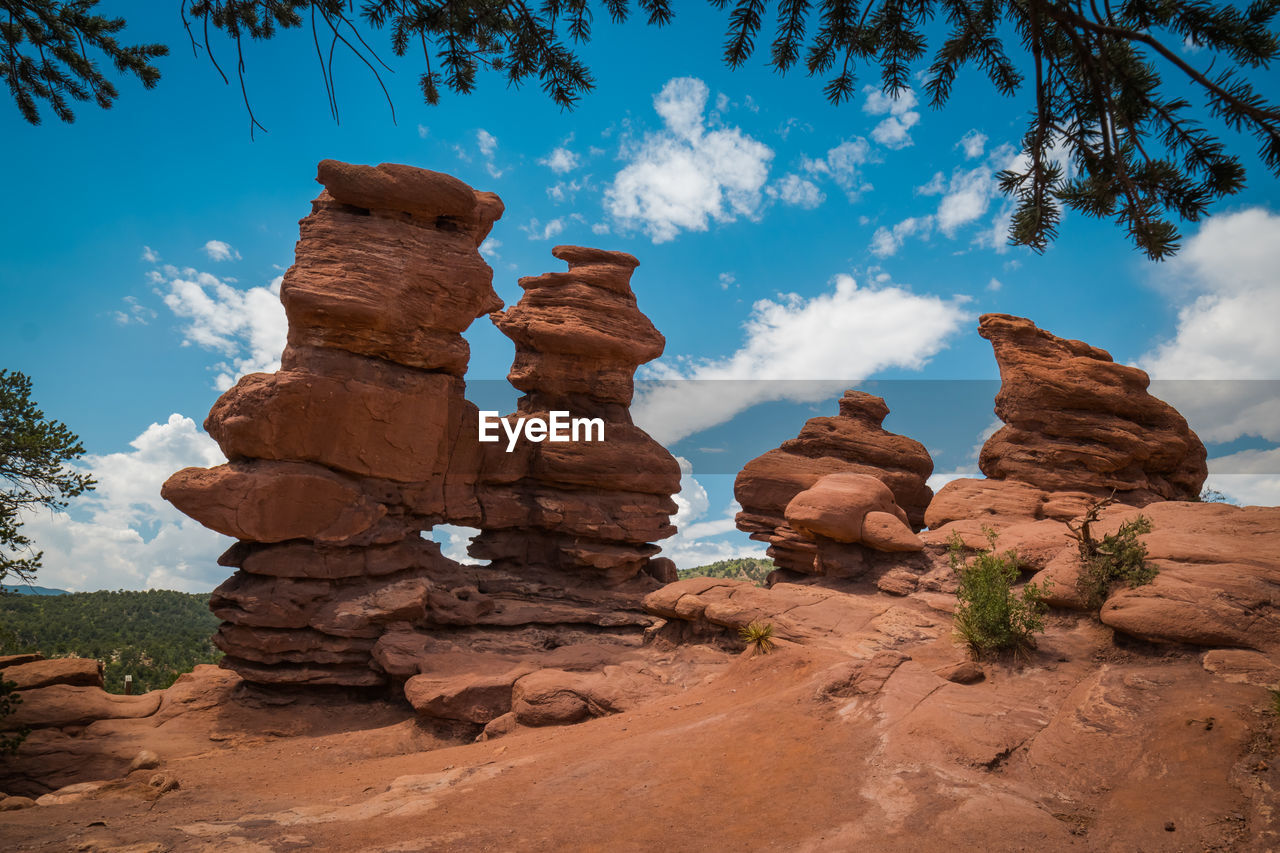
678 558 774 585
0 589 221 693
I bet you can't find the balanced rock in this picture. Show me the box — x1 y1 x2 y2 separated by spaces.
163 165 682 703
736 391 933 535
475 246 681 584
785 473 922 553
976 313 1207 503
163 160 506 687
735 392 932 577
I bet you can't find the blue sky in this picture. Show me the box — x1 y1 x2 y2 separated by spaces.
3 6 1278 591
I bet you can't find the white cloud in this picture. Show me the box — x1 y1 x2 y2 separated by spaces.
417 124 429 139
547 178 589 203
803 139 872 201
958 130 987 159
1139 208 1280 382
634 273 971 443
113 295 156 326
141 246 160 263
916 171 946 196
659 464 765 569
19 415 231 592
1138 208 1280 446
158 267 287 390
936 164 997 236
719 272 736 291
203 240 241 262
770 174 826 209
479 237 501 262
522 217 566 241
1204 447 1280 507
864 86 920 149
869 215 933 257
476 129 503 178
926 467 982 494
986 277 1003 292
604 77 775 243
540 146 580 174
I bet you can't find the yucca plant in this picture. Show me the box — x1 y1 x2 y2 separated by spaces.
739 621 776 655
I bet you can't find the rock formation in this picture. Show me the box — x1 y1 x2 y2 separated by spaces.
734 391 933 578
473 246 681 584
925 313 1209 573
161 162 680 700
164 161 502 688
976 313 1207 502
0 654 165 798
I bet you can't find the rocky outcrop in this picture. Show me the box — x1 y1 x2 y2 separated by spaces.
161 163 681 703
0 655 166 796
976 313 1207 503
1094 502 1280 649
163 161 503 688
923 314 1208 586
734 391 933 578
474 246 681 585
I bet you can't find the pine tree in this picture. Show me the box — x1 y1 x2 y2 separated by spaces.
0 369 96 588
4 1 1279 258
0 1 167 124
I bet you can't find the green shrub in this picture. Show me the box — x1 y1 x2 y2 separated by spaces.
0 677 27 754
1269 685 1280 717
739 621 776 655
950 530 1050 658
1074 515 1157 610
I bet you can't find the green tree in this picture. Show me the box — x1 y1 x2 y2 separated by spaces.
950 529 1050 657
0 1 167 123
4 2 1280 259
1 369 96 588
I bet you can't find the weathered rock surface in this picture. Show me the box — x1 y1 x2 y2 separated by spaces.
474 245 680 585
1 657 103 690
160 166 681 700
737 391 934 534
976 313 1207 502
1096 502 1280 650
734 392 933 579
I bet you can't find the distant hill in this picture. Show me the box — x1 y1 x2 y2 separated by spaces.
678 557 775 585
1 584 68 596
0 589 222 693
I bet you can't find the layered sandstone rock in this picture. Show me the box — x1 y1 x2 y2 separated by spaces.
734 391 933 577
163 161 504 687
0 655 167 796
976 313 1207 503
162 164 681 700
1090 502 1279 649
474 246 681 585
924 314 1208 585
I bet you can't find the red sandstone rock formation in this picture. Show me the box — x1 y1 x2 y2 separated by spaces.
474 246 681 585
163 161 503 688
925 314 1209 572
977 313 1207 502
161 163 680 703
733 391 933 577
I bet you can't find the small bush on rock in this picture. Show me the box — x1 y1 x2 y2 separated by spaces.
739 621 776 655
1068 500 1157 610
950 530 1049 658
